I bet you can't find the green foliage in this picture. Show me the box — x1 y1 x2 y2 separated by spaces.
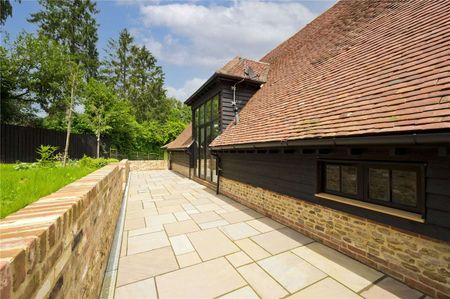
0 163 96 218
36 145 59 167
78 155 118 168
0 0 12 25
28 0 99 78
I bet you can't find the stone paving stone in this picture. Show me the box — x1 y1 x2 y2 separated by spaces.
169 234 195 255
156 258 246 299
292 242 383 292
145 213 177 227
188 228 240 260
258 251 327 293
189 198 213 205
128 225 163 237
247 217 285 233
220 209 264 224
164 219 201 236
126 208 159 218
127 231 170 255
190 211 223 224
196 203 221 212
117 247 178 286
199 219 229 229
176 251 202 268
226 251 253 268
141 200 156 209
185 209 200 215
157 205 185 214
174 211 191 221
235 238 271 261
115 278 157 299
251 227 313 255
124 217 145 231
237 263 288 299
287 277 362 299
360 277 423 299
220 222 261 240
218 286 260 299
156 199 186 207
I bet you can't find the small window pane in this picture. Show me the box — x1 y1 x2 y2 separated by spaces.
205 99 212 124
212 95 219 121
326 165 340 192
199 104 204 125
392 170 417 207
341 166 357 195
369 168 390 201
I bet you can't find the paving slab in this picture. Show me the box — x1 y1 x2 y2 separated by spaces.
169 234 194 255
258 251 327 293
247 217 285 233
287 277 362 299
145 213 177 227
251 227 313 254
176 251 202 268
235 238 271 261
220 209 264 224
156 258 246 299
115 278 157 299
237 263 288 299
188 228 240 260
218 286 260 299
292 242 383 292
127 231 170 255
220 222 261 240
190 211 223 224
164 219 200 236
226 251 253 268
360 277 423 299
117 246 178 286
199 219 229 229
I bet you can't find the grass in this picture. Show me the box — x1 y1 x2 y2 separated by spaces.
0 164 97 219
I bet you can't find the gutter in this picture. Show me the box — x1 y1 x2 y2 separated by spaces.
210 132 450 151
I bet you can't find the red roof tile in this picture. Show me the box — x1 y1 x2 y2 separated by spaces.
162 123 193 150
211 0 450 148
216 57 270 82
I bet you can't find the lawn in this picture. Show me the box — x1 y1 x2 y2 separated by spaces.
0 164 97 219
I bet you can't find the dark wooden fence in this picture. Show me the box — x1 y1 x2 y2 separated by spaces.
0 124 102 163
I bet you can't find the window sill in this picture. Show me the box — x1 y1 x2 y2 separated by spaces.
314 192 424 223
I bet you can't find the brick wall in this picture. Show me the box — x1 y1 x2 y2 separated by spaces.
0 160 129 299
219 176 450 298
129 160 167 171
171 162 191 178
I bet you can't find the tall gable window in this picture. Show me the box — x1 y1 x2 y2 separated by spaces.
320 161 424 215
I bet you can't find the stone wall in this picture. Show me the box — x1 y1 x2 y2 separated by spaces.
171 162 191 178
219 176 450 298
0 160 129 299
129 160 167 171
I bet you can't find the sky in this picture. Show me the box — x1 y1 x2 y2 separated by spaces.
3 0 336 102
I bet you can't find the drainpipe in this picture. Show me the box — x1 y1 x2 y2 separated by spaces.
231 78 245 125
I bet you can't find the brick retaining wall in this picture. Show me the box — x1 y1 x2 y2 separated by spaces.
0 160 129 299
129 160 167 171
219 176 450 298
171 162 191 178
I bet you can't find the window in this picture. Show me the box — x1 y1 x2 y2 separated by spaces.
320 161 424 214
194 95 220 182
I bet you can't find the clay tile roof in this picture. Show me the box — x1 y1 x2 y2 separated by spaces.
216 56 270 83
162 123 193 150
211 0 450 148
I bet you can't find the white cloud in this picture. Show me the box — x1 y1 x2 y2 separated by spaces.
138 1 316 67
166 77 206 101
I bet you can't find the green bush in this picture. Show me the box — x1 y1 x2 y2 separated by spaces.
78 155 118 168
36 145 59 167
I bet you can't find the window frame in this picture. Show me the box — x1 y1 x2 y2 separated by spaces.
318 159 426 215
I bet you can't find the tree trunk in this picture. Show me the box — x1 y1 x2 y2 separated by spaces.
96 133 100 159
63 67 78 167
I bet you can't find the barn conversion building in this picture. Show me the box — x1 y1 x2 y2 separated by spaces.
166 0 450 296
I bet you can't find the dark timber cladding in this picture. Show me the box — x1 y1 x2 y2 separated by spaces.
217 145 450 242
170 151 192 168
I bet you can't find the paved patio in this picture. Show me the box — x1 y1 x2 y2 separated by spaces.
114 170 425 299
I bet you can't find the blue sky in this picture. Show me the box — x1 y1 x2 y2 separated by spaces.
4 0 335 101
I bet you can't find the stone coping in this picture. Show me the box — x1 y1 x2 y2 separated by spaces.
0 159 129 297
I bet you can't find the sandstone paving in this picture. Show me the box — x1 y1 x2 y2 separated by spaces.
113 170 424 299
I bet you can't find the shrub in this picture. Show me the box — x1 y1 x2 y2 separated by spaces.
78 155 118 168
36 145 59 167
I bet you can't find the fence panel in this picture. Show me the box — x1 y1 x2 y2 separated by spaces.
0 124 100 163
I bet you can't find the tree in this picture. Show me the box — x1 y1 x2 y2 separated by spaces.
28 0 99 78
1 33 73 125
103 29 167 123
83 79 117 158
63 62 84 166
0 0 13 25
